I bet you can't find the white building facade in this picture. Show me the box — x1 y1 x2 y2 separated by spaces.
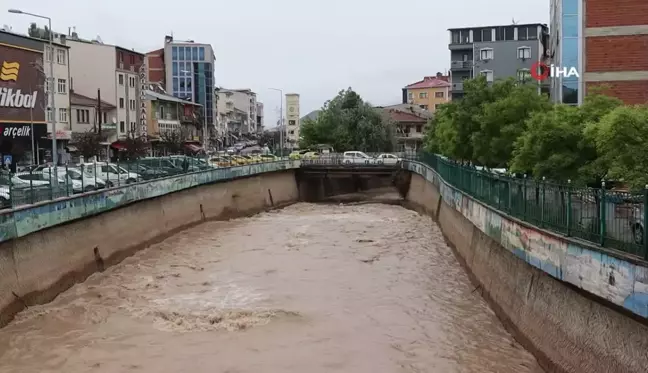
285 93 300 147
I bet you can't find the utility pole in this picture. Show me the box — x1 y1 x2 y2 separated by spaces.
97 88 102 134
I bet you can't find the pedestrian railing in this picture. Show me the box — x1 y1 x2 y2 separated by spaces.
1 154 288 211
414 152 647 259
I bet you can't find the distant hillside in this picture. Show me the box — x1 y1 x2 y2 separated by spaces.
301 110 320 122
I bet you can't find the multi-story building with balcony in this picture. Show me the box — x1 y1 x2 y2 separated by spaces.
550 0 648 105
402 73 450 112
285 93 300 148
143 88 203 154
63 31 145 150
157 36 216 144
448 23 549 99
216 89 262 144
256 102 264 132
377 104 432 152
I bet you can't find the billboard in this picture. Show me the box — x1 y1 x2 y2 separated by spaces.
0 44 46 123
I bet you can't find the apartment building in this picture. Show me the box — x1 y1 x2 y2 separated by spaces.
256 102 264 132
0 30 71 165
550 0 648 104
402 73 450 112
69 92 116 133
64 32 144 145
216 89 261 137
158 36 216 143
448 23 549 99
285 93 300 147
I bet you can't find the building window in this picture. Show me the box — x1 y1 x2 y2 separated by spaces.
518 26 538 41
46 107 53 122
199 47 205 60
419 92 427 98
119 98 124 108
129 77 136 87
517 47 531 59
480 70 494 82
435 91 444 98
480 48 493 60
416 125 423 133
419 105 428 110
45 46 52 62
44 79 50 93
118 74 124 85
192 47 198 60
517 69 532 82
172 47 178 59
129 99 136 110
407 92 413 99
481 28 492 42
563 81 578 104
59 108 68 122
56 49 66 65
57 79 67 94
562 15 578 38
77 109 90 123
120 121 125 132
129 55 135 64
159 105 165 119
103 112 108 124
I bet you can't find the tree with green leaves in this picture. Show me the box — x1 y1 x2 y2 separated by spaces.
73 130 104 160
299 88 396 152
510 92 622 183
587 105 648 190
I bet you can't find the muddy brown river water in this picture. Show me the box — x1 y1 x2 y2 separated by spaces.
0 202 543 373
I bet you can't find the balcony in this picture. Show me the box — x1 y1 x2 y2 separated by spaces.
451 82 464 92
448 41 473 50
450 60 472 70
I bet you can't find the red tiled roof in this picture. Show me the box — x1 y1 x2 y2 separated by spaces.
386 110 427 123
405 75 451 89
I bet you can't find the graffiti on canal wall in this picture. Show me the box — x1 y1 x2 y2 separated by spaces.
406 161 648 319
0 161 299 244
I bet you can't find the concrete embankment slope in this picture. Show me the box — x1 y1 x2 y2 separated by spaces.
0 170 299 327
404 169 648 373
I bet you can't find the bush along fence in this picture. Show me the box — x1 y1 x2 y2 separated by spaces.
416 153 647 260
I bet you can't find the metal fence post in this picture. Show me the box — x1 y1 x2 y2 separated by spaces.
566 179 572 237
644 185 648 260
541 176 546 228
507 179 512 213
523 174 527 221
600 181 606 247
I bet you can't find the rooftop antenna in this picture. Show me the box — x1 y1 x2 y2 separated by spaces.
512 18 518 25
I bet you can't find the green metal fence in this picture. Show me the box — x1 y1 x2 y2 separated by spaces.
416 152 647 260
0 154 277 211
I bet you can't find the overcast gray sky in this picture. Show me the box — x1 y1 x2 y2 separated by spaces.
5 0 548 128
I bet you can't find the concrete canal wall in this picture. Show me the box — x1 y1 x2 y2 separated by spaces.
0 162 300 326
403 161 648 373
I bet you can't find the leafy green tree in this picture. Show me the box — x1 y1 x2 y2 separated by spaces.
471 81 551 168
300 88 395 152
510 105 587 182
588 105 648 190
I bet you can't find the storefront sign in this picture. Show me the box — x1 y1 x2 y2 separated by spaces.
139 63 148 141
0 45 46 123
46 129 72 140
0 123 47 139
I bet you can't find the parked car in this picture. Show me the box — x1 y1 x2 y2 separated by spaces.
39 166 106 193
342 151 375 165
375 153 401 165
79 163 140 187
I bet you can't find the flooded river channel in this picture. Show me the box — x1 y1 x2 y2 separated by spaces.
0 202 543 373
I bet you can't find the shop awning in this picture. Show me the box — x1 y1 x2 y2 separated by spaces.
110 142 126 150
184 144 202 152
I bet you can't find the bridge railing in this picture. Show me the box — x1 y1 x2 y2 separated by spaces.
299 152 419 166
413 152 647 260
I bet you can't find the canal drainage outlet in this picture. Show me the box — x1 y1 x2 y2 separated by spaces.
150 308 301 332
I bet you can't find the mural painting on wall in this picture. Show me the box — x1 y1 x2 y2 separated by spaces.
500 219 564 279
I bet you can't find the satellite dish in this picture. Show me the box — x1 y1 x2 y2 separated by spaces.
111 116 117 124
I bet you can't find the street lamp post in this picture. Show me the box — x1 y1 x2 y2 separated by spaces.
9 9 57 168
269 88 283 157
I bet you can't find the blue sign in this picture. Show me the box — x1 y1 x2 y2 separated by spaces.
2 155 12 165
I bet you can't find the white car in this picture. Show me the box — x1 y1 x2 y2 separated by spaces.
342 151 375 165
79 163 140 187
375 153 401 165
39 167 106 193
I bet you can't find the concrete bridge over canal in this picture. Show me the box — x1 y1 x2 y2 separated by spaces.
0 159 646 373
